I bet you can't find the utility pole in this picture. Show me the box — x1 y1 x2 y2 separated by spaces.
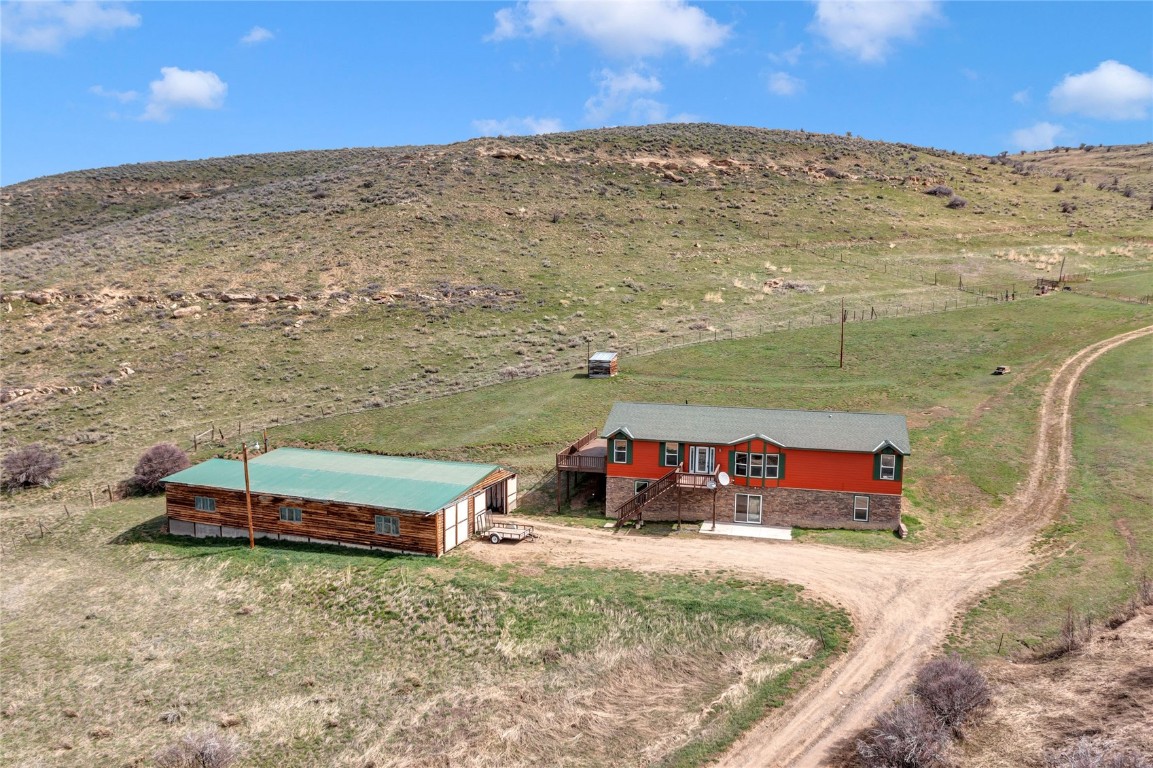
839 297 846 369
242 443 255 549
1058 254 1068 284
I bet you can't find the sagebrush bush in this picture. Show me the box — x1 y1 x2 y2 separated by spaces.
133 443 190 494
945 195 968 209
912 654 991 728
856 699 948 768
154 730 242 768
924 184 953 197
2 443 62 489
1045 736 1152 768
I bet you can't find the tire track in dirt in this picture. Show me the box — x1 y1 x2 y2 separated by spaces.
470 325 1153 767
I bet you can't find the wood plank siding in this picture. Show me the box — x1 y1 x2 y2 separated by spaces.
166 468 517 558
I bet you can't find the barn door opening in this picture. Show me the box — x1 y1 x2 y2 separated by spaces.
473 492 489 534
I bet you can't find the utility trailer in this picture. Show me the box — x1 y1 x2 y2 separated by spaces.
484 521 537 545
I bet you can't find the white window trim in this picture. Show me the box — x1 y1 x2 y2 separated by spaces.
194 496 216 512
663 443 679 467
280 505 303 523
853 495 870 522
748 453 764 479
634 480 651 495
375 514 399 536
613 438 628 463
880 454 897 480
764 454 780 479
734 452 748 476
734 493 763 525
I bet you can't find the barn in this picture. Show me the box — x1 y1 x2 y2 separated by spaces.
162 448 517 557
581 402 909 531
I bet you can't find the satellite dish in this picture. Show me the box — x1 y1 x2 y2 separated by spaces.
706 480 717 490
717 471 731 487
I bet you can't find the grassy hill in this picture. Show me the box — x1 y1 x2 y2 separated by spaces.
1 124 1150 501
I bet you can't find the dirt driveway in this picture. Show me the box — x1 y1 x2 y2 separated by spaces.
472 325 1153 767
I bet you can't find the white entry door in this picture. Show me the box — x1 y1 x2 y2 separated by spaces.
690 446 715 474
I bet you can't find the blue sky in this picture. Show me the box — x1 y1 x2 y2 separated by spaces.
2 1 1151 185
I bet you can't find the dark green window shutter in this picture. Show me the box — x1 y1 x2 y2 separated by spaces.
626 439 633 464
777 452 786 479
873 453 882 480
659 442 667 466
728 450 736 476
894 454 903 481
677 443 684 466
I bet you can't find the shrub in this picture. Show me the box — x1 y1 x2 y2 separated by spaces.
2 444 62 489
133 443 190 494
856 700 948 768
945 196 968 209
1045 736 1152 768
154 730 242 768
912 654 991 728
924 185 953 197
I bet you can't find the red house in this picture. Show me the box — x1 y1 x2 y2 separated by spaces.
596 402 909 530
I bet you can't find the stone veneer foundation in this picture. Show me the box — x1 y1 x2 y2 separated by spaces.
606 476 901 530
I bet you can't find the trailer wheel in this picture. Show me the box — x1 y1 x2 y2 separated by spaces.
489 533 502 544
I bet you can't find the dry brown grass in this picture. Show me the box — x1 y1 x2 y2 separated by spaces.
957 607 1153 767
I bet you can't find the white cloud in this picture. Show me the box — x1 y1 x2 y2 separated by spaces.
489 0 730 61
810 0 941 63
89 84 139 103
1012 89 1030 105
1049 60 1153 120
473 116 564 136
1 1 139 53
768 44 804 66
584 67 664 124
241 26 274 45
767 71 804 96
1012 122 1063 151
142 67 228 122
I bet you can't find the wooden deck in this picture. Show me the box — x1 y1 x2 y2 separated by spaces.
556 430 607 473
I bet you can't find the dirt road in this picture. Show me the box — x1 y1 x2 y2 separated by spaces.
472 325 1153 767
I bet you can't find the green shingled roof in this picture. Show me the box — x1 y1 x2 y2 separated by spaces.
161 448 502 513
602 402 910 454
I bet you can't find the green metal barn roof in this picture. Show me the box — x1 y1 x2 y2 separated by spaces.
162 448 502 513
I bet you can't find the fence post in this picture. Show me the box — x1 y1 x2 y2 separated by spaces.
89 489 95 508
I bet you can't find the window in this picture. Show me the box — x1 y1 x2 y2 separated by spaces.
375 515 399 536
690 446 715 474
748 453 764 479
732 453 781 479
764 454 781 479
194 496 216 512
612 438 629 464
734 494 762 524
853 496 870 522
734 452 748 476
663 442 680 467
634 480 650 495
279 506 303 523
879 454 897 480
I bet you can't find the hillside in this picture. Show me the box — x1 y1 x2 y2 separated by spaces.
1 124 1151 494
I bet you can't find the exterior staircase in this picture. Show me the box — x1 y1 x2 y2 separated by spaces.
611 468 679 528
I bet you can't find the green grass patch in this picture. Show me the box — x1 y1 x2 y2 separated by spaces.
950 334 1153 656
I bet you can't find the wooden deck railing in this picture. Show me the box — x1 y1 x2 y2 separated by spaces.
612 468 678 528
557 454 607 472
675 473 714 489
556 429 606 472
